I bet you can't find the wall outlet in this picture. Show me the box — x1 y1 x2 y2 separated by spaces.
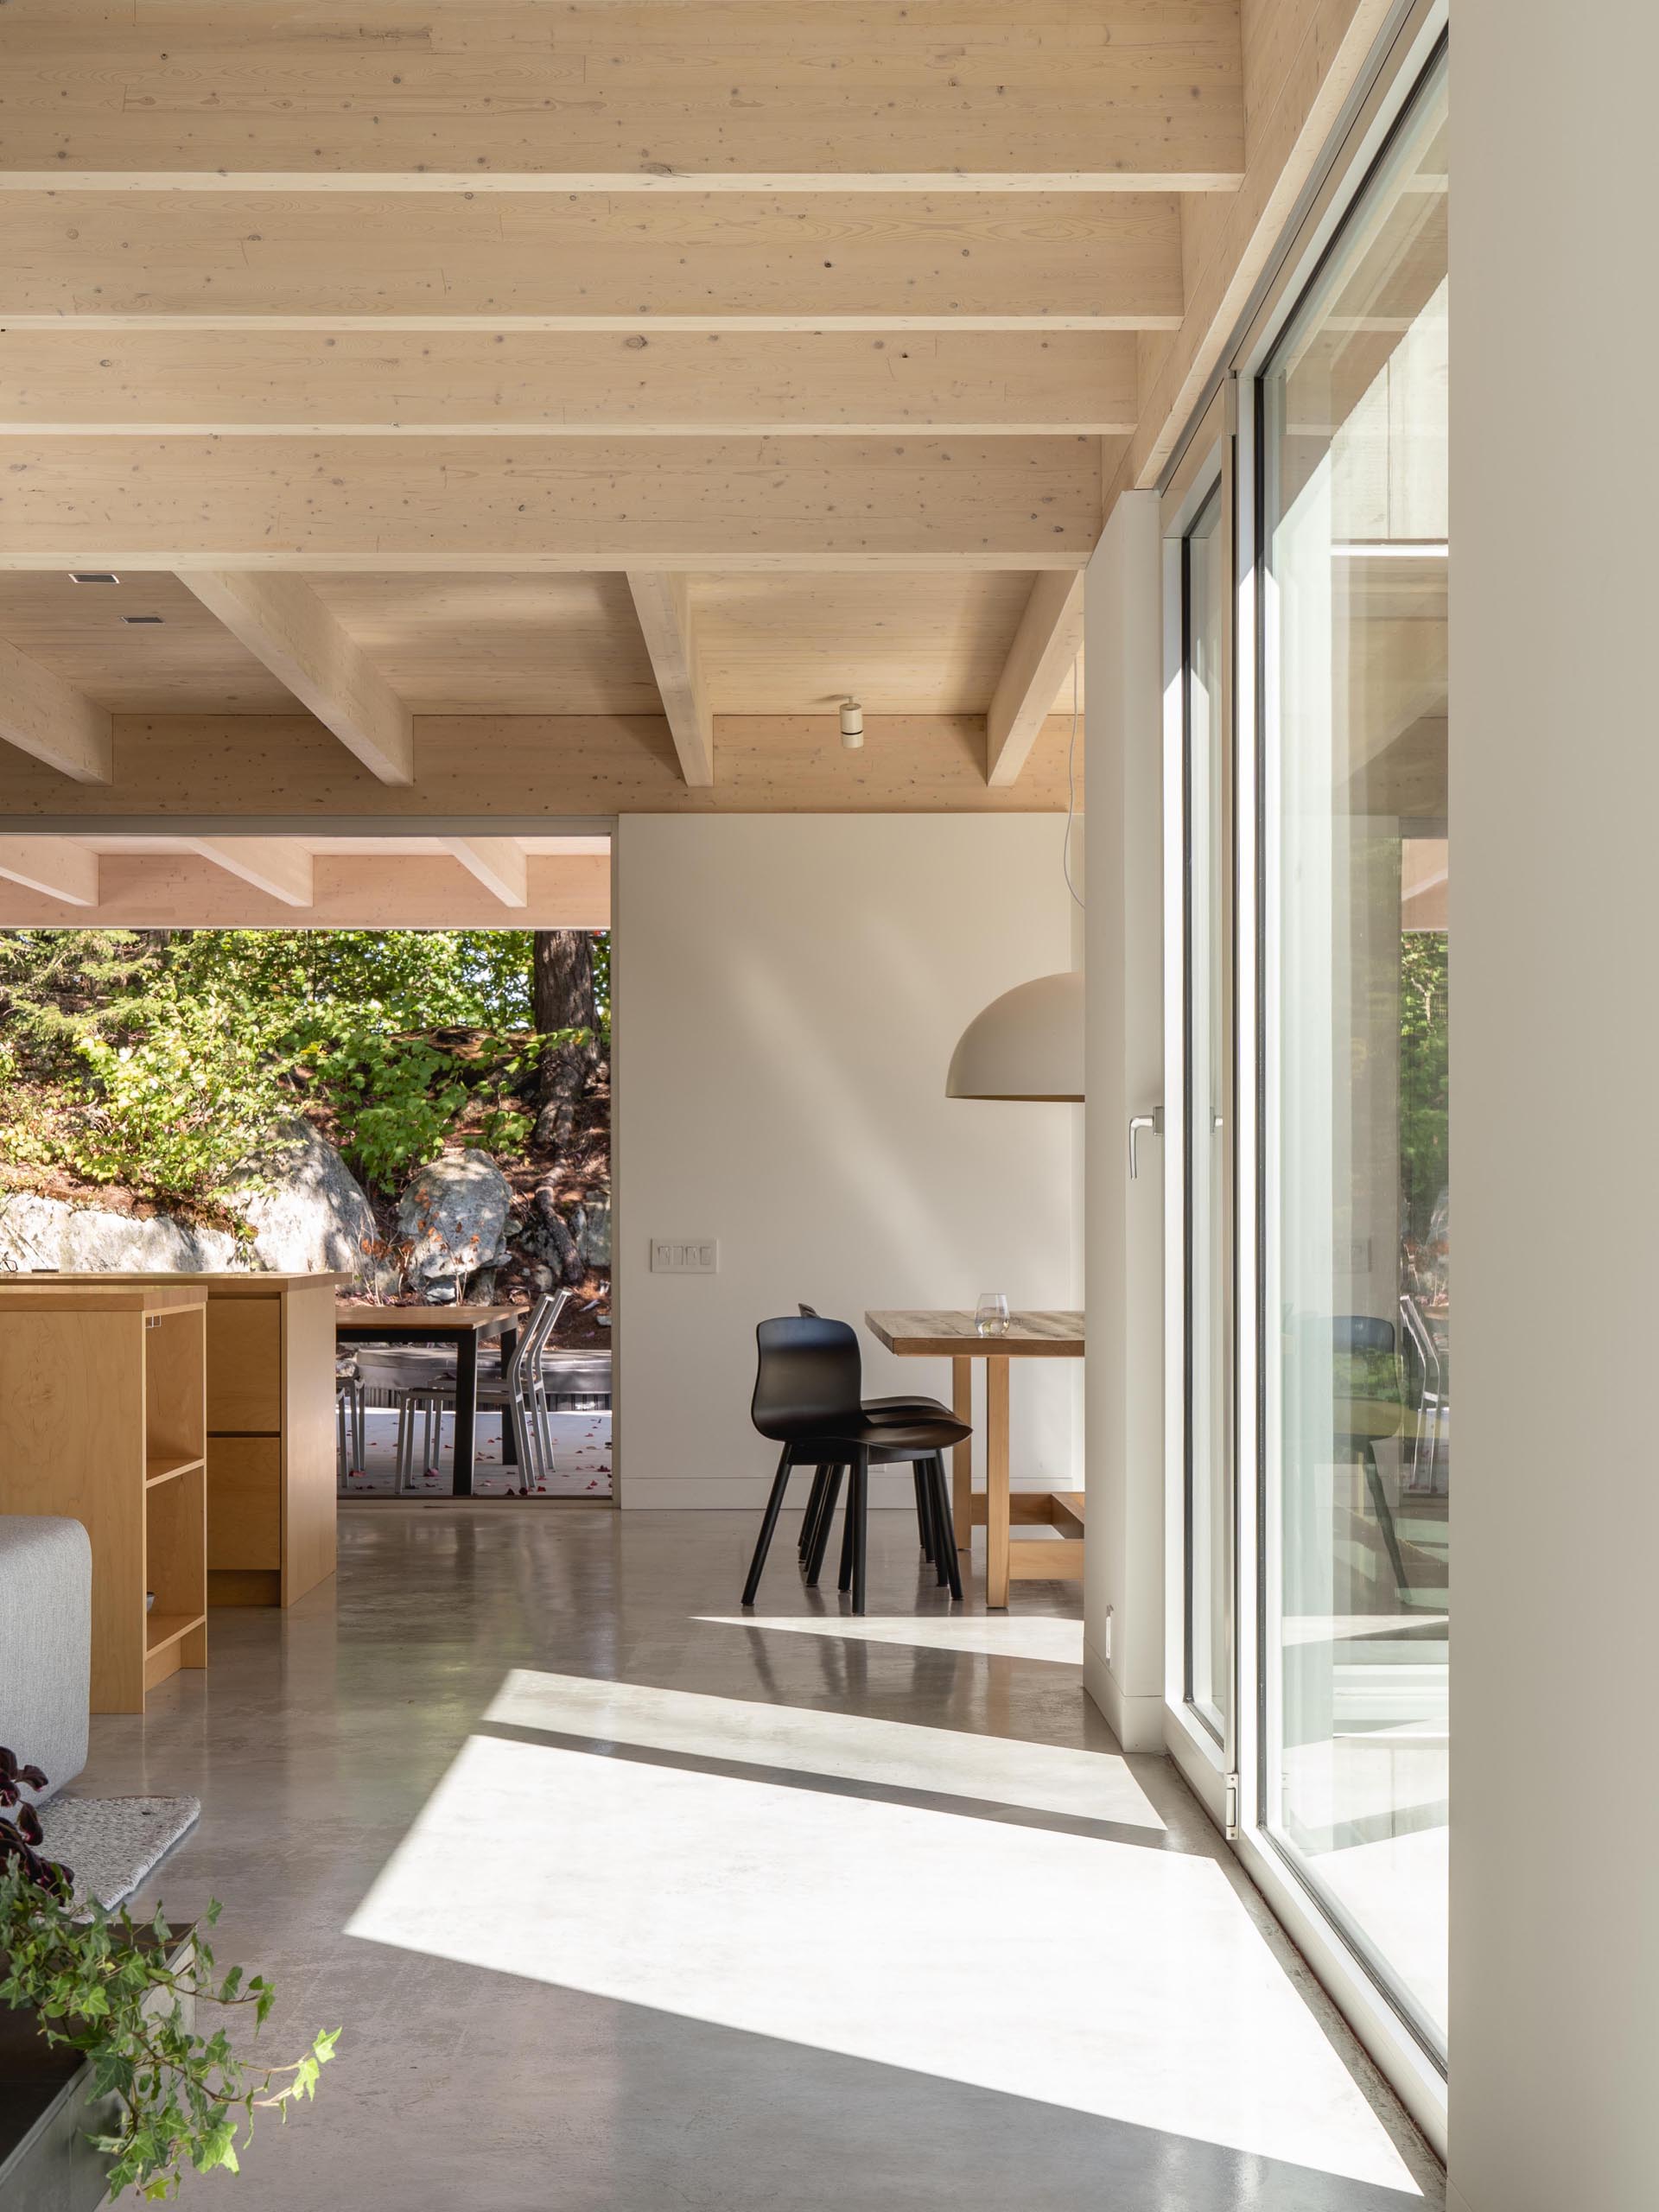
652 1239 719 1274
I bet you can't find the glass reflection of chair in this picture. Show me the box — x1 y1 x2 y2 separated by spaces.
1398 1294 1448 1498
1332 1315 1412 1603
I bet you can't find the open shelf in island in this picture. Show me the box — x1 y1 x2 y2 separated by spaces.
0 1281 208 1712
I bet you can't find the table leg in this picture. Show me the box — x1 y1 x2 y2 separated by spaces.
986 1355 1011 1609
453 1331 479 1498
497 1325 519 1466
951 1356 973 1554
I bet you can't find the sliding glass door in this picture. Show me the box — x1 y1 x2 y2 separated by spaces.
1182 484 1235 1746
1161 392 1238 1802
1163 30 1452 2121
1257 53 1449 2053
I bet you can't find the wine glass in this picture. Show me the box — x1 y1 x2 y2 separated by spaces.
975 1292 1010 1338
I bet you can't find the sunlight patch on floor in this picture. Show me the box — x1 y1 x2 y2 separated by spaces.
701 1612 1086 1666
484 1668 1161 1828
349 1732 1421 2195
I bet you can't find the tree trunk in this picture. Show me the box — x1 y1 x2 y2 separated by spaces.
531 930 596 1152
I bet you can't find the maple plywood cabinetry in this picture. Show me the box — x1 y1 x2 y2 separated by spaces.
12 1271 344 1610
203 1275 340 1608
0 1283 207 1713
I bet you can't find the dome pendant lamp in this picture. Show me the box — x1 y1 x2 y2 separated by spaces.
944 969 1084 1102
946 662 1085 1103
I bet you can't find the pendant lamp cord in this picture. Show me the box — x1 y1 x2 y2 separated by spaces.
1062 658 1084 909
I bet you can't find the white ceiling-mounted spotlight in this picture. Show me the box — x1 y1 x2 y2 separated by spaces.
839 697 865 749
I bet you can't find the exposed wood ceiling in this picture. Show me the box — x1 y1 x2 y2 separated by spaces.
0 0 1390 817
0 835 611 927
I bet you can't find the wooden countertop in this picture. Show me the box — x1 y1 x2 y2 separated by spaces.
6 1270 353 1294
0 1281 207 1313
865 1307 1084 1357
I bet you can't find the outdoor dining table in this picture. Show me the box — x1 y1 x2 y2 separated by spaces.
865 1309 1085 1608
335 1305 518 1497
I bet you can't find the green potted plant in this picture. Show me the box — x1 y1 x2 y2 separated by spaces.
1 1746 337 2203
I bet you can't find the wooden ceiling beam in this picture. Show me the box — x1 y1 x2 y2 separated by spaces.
986 574 1085 786
0 712 1085 817
0 3 1245 188
0 438 1108 571
0 836 99 907
0 634 114 785
187 837 315 906
626 575 715 788
442 837 530 908
0 852 610 931
175 573 416 784
0 331 1141 439
0 192 1184 328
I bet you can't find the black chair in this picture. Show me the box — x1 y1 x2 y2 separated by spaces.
794 1304 954 1568
743 1316 970 1616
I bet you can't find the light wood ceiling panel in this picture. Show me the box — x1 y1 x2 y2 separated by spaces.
0 435 1106 570
0 574 296 712
0 2 1245 188
0 192 1183 327
696 574 1035 713
308 575 660 715
0 328 1138 439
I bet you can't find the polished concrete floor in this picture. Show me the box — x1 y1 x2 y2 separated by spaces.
78 1506 1446 2210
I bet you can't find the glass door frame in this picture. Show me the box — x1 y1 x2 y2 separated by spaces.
1160 387 1239 1824
1158 0 1451 2158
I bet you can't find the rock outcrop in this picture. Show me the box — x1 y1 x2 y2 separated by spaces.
394 1147 512 1298
227 1120 384 1285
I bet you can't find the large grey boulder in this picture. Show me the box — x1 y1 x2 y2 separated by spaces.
396 1147 512 1297
0 1191 238 1273
229 1119 384 1285
0 1117 385 1287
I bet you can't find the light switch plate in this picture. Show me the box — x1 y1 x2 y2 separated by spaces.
651 1239 719 1274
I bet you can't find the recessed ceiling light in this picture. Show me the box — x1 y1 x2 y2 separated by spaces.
121 613 164 626
68 571 120 584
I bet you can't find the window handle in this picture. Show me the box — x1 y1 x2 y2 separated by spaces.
1128 1109 1162 1180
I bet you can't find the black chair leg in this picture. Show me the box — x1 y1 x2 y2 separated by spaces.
1361 1443 1413 1602
798 1465 830 1560
849 1449 870 1614
741 1446 795 1607
918 1456 950 1586
805 1465 843 1586
837 1467 857 1592
930 1452 963 1600
912 1462 935 1560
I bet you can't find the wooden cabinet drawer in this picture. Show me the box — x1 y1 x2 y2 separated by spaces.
207 1299 282 1432
207 1435 281 1569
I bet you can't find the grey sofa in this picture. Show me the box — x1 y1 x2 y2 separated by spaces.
0 1516 91 1808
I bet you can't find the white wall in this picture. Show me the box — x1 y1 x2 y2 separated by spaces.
614 814 1079 1509
1081 491 1167 1751
1451 10 1659 2209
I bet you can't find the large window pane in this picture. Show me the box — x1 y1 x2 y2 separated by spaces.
1261 58 1449 2050
1185 484 1234 1741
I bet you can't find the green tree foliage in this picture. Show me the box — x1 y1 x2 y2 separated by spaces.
0 926 608 1207
1399 929 1449 1243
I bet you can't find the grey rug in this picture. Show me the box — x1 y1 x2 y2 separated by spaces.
35 1795 201 1910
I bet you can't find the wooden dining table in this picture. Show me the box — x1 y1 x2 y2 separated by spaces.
335 1305 518 1497
865 1309 1085 1608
